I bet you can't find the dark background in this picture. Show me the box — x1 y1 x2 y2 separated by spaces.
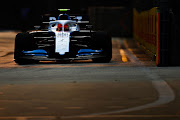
0 0 132 28
0 0 153 37
0 0 179 37
1 0 180 65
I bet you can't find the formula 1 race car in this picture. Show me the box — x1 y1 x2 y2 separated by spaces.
14 9 112 64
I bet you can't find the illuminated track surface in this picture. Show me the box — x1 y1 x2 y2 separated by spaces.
0 32 180 120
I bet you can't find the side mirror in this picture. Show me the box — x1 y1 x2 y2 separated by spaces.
86 25 93 32
70 27 77 31
73 19 78 22
34 26 40 30
86 25 93 29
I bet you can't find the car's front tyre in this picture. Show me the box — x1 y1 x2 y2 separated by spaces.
92 32 112 63
14 33 35 64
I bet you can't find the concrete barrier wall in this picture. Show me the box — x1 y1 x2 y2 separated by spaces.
133 8 157 55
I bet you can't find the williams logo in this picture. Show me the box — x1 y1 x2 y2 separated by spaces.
56 32 69 38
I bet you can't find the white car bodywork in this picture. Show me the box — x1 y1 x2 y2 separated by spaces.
48 20 80 55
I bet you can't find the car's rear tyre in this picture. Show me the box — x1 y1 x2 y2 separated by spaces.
92 32 112 63
14 33 34 64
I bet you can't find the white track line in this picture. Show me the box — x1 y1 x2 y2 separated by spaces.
61 39 175 119
0 39 175 120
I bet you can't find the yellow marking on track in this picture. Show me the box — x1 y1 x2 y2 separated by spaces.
120 49 128 62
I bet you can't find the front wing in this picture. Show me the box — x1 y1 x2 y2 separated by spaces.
17 31 107 61
20 49 105 61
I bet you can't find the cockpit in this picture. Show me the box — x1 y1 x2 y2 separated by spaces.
58 14 71 20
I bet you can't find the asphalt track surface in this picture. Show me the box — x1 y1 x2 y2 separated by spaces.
0 31 180 120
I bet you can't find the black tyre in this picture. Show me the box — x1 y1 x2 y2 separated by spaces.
14 33 34 64
92 32 112 63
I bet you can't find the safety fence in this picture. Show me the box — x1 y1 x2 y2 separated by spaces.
133 7 157 55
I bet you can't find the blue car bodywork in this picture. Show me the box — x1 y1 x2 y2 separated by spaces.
21 49 104 61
